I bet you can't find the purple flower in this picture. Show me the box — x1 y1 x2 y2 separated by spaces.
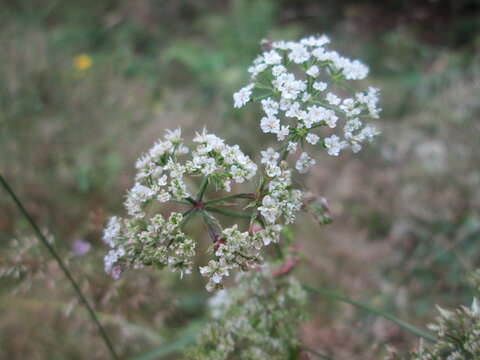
72 238 91 256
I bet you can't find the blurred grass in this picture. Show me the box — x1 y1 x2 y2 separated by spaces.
1 0 480 359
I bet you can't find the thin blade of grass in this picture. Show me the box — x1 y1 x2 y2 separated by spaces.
303 284 436 342
0 174 120 359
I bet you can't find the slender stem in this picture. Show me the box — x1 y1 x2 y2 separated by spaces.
186 196 196 205
196 177 209 201
204 206 252 219
0 174 120 359
303 284 436 342
181 208 198 229
253 83 273 91
204 193 254 206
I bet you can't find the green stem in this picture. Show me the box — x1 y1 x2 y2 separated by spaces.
303 284 436 342
196 177 209 201
204 206 252 219
254 83 273 91
0 174 120 360
204 193 254 206
181 208 198 229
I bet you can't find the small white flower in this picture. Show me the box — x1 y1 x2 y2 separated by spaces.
261 148 280 165
277 126 290 141
272 65 286 76
306 65 319 77
288 44 310 64
233 84 253 108
305 133 319 145
164 128 182 143
263 50 282 65
324 135 347 156
300 34 330 47
313 81 327 91
295 152 315 173
261 98 279 117
103 216 122 248
287 141 297 154
326 92 341 106
260 116 280 134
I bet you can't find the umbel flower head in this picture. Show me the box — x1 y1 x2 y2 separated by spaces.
103 35 381 291
103 128 304 291
234 34 381 158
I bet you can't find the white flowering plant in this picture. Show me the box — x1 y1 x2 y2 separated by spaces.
104 35 381 292
234 35 380 158
0 27 474 360
101 34 382 357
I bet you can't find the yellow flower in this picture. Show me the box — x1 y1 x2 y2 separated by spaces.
74 54 92 71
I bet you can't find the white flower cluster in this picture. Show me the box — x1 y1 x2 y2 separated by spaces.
131 128 257 219
259 148 303 224
199 224 265 292
103 212 195 279
234 34 381 161
189 264 307 359
103 35 382 292
103 128 258 281
188 129 258 192
199 152 304 292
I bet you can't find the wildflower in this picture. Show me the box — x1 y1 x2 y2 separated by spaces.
313 81 328 91
263 50 282 65
260 116 280 134
233 84 253 108
103 128 259 286
324 134 347 156
295 152 315 173
235 34 381 162
305 133 319 145
104 35 381 291
261 148 280 165
287 141 297 154
306 65 319 77
261 98 279 117
73 54 92 71
72 239 91 256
